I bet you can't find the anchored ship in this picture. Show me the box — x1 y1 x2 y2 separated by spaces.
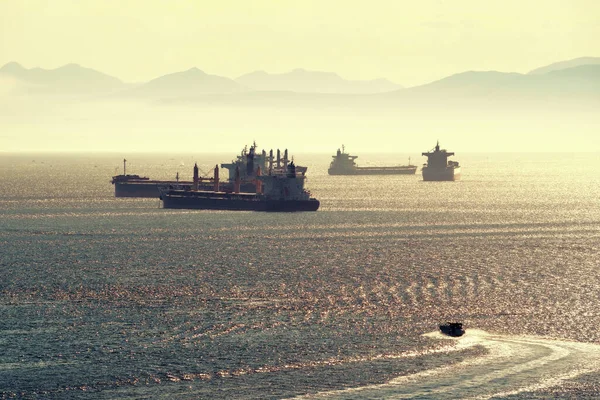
110 159 196 197
111 159 150 184
160 162 319 212
111 144 307 198
421 141 461 181
328 145 417 175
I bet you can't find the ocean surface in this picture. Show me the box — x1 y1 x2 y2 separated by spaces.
1 151 600 399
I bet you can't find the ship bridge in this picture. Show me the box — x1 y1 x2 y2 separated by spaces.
422 141 455 168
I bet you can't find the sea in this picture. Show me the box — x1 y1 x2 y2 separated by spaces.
1 152 600 399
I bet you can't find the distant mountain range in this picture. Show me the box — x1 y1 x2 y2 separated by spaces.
0 63 401 97
236 68 402 93
2 57 598 153
0 57 599 103
527 57 600 75
123 67 246 98
400 64 600 101
0 62 125 95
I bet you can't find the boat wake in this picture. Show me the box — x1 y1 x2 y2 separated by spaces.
294 329 600 399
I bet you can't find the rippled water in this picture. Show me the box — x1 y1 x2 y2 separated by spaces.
1 152 600 399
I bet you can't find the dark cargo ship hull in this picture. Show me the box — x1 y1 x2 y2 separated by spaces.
422 167 461 181
114 181 254 198
114 181 191 198
161 192 320 212
328 166 417 176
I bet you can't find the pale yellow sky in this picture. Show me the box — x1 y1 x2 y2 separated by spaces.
1 0 599 86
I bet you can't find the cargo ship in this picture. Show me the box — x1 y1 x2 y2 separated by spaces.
328 146 417 175
160 162 319 212
421 141 461 181
110 160 192 197
111 144 306 198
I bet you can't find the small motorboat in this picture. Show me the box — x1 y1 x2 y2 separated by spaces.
439 322 465 337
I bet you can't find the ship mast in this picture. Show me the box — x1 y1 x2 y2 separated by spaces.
123 159 127 175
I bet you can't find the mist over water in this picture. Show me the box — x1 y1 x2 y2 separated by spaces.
1 152 600 398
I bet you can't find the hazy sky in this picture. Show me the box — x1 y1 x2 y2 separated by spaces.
1 0 599 86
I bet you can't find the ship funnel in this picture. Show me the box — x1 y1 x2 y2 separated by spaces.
193 163 199 190
214 164 220 192
287 161 296 178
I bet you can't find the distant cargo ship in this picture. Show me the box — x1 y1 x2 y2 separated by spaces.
111 144 307 198
110 159 211 197
160 162 319 212
421 141 461 181
328 146 417 175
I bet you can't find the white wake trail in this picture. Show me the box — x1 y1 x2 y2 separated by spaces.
293 329 600 399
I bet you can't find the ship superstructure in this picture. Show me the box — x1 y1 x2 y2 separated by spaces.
328 145 417 175
160 161 319 212
220 143 307 182
421 141 461 181
110 143 307 198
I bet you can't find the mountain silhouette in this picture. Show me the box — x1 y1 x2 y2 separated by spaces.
2 57 598 153
123 67 247 99
0 62 124 94
528 57 600 75
236 68 402 94
140 64 600 110
380 64 600 106
1 57 598 105
544 64 600 80
405 71 525 96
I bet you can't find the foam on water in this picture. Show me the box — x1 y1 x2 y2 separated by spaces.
296 329 600 399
